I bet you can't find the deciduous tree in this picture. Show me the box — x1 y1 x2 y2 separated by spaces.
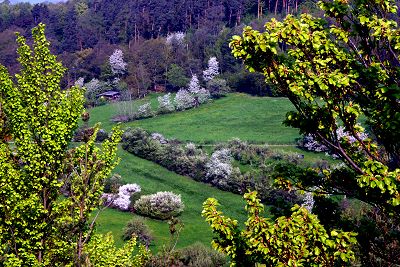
204 0 400 264
0 23 148 266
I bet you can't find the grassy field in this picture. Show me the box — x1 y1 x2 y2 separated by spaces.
95 149 248 251
89 93 299 144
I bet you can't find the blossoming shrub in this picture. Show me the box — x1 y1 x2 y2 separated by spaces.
151 132 168 144
157 93 175 113
174 89 195 110
134 191 185 220
136 102 153 118
102 183 141 211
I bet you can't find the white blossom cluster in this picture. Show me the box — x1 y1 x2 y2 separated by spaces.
174 89 195 110
303 135 328 152
166 32 186 47
86 78 102 89
109 49 127 76
203 57 219 82
187 75 211 104
206 149 233 180
302 192 315 213
336 126 368 143
102 183 141 211
137 102 153 117
74 77 84 88
302 126 369 154
134 191 185 219
151 132 168 144
157 93 175 113
188 75 201 94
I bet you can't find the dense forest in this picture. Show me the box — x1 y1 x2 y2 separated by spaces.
0 0 313 97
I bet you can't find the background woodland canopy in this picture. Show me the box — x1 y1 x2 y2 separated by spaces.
0 0 317 97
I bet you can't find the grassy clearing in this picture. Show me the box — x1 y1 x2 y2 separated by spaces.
95 148 248 251
89 93 299 144
88 93 161 131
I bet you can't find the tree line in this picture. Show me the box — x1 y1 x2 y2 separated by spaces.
0 0 309 97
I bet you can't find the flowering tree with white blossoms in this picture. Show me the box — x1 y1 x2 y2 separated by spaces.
188 74 201 94
187 74 211 105
174 89 195 110
109 49 127 77
84 78 103 106
203 57 219 82
157 93 175 113
166 32 185 47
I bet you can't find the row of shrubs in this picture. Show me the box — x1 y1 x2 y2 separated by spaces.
121 128 321 217
113 87 214 123
121 128 242 192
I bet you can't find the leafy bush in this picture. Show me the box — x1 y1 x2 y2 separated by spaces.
122 128 208 181
179 242 227 267
123 218 153 247
96 128 109 142
206 78 229 98
134 191 184 220
104 173 123 193
146 242 227 267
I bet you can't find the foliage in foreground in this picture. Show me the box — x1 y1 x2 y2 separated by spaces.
0 23 148 266
202 191 357 266
227 0 400 264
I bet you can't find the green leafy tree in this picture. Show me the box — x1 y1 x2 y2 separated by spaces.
202 191 357 266
166 64 189 89
0 24 148 266
221 0 400 264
